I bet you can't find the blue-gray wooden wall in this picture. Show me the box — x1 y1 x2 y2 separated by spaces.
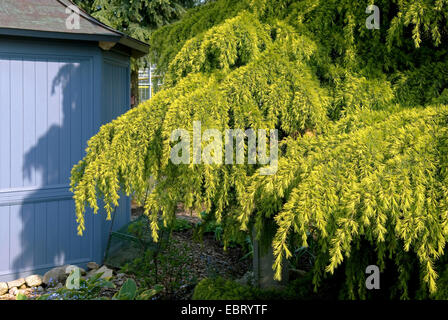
0 37 131 281
100 51 131 248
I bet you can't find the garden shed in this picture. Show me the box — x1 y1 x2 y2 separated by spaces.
0 0 149 281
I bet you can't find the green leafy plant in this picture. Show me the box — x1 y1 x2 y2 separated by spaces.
137 285 165 300
37 272 115 300
127 216 155 253
112 277 165 300
121 237 194 298
195 211 248 250
165 217 193 232
195 211 224 242
113 278 138 300
239 235 254 261
16 292 28 300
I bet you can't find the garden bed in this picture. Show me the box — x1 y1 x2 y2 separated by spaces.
1 209 251 301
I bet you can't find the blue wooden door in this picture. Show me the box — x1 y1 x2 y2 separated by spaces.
0 54 97 281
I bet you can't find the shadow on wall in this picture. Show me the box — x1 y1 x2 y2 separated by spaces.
0 51 130 282
11 60 95 280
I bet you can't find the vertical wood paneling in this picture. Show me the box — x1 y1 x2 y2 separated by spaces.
103 62 129 122
117 65 121 117
69 201 81 261
9 205 23 270
47 60 60 186
35 59 48 187
34 202 47 266
0 58 11 190
81 210 93 260
10 59 24 188
70 62 82 175
58 200 71 261
59 62 71 184
21 203 35 268
121 67 125 115
100 59 131 252
81 60 93 154
0 56 99 275
0 206 10 272
113 65 118 117
45 201 58 264
102 63 110 122
23 59 36 187
0 46 130 281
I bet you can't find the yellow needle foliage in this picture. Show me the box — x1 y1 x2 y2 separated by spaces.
71 0 448 298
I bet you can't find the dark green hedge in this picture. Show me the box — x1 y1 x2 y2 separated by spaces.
192 276 315 300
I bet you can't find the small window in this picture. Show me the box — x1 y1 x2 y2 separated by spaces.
138 68 151 103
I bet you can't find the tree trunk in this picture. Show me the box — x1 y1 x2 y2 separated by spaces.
252 223 289 289
131 69 139 108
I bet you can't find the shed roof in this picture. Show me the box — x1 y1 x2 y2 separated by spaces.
0 0 149 58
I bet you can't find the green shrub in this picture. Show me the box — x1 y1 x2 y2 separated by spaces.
431 265 448 300
167 217 193 232
192 275 316 300
194 211 250 252
193 277 255 300
71 0 448 299
120 238 194 297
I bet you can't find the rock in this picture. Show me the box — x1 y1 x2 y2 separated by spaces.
43 266 69 286
25 275 43 287
9 287 18 296
116 273 126 278
86 262 99 270
65 265 86 276
36 286 44 292
17 289 27 296
55 283 63 290
86 265 113 280
43 264 87 286
7 278 25 289
0 282 8 295
115 280 124 286
19 284 27 289
235 271 254 286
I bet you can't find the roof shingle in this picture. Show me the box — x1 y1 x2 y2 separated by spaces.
0 0 149 57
